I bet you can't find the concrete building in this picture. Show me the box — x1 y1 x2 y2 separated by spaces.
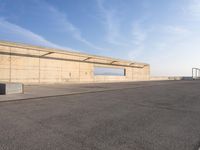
0 41 150 84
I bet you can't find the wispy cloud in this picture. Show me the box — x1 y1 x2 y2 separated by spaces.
40 1 106 51
96 0 128 46
182 0 200 20
96 1 149 59
187 0 200 18
128 22 148 59
0 18 70 50
143 24 200 76
131 22 147 45
165 26 191 35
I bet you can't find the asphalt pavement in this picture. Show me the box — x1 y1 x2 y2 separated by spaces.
0 80 200 150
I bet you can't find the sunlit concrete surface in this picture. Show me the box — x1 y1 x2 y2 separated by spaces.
0 41 150 84
0 80 200 150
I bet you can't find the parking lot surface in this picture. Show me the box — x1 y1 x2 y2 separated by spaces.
0 80 200 150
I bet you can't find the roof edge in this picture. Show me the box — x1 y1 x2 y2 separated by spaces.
0 40 149 66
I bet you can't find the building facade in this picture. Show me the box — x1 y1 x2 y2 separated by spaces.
0 41 150 84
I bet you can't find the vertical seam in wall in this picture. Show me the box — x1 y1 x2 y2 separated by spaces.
132 67 133 80
39 51 40 84
93 64 95 83
79 57 80 83
9 47 11 82
61 60 62 83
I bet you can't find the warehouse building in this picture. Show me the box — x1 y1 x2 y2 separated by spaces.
0 41 150 84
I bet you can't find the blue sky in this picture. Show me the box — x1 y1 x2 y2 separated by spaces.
0 0 199 76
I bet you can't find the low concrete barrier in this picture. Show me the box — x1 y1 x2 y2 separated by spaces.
150 76 193 81
0 83 24 95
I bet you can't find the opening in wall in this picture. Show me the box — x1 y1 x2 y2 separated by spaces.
94 66 125 76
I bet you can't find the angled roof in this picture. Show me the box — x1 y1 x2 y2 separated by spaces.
0 40 149 68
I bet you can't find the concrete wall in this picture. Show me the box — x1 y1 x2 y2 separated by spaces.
0 42 150 84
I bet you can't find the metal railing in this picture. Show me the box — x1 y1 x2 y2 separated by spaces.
192 68 200 80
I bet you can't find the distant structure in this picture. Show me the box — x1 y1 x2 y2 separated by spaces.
192 68 200 80
0 41 150 84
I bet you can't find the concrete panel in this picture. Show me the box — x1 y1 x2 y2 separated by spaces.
0 55 10 82
79 63 93 82
125 67 132 80
11 55 39 83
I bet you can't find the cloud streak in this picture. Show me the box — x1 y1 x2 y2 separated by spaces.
142 24 200 76
0 18 70 50
41 1 106 51
188 0 200 18
131 22 147 45
165 26 191 35
96 0 128 46
128 21 148 59
96 0 148 59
